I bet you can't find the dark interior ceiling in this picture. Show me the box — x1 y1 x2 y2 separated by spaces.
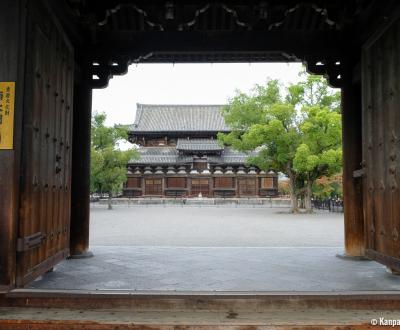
54 0 398 87
66 0 379 32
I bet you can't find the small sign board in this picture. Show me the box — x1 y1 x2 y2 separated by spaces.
0 82 15 150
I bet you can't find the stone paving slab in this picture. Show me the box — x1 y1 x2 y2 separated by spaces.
89 206 344 247
28 246 400 291
25 207 400 292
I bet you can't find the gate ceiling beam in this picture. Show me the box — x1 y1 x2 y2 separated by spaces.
69 0 361 32
87 30 346 88
90 30 345 57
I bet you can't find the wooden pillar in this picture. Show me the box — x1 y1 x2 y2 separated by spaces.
341 65 365 257
232 174 236 197
69 64 93 258
188 175 192 197
162 175 166 197
0 0 27 289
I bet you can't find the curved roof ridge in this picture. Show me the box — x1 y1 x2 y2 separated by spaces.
136 103 226 107
130 104 230 132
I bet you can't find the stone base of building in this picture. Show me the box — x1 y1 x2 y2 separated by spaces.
97 197 291 207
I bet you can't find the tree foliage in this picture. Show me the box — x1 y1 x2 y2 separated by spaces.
90 112 139 209
313 173 343 199
219 73 342 213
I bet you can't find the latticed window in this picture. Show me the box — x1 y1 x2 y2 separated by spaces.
214 177 234 188
261 177 274 189
127 177 141 188
238 178 257 196
145 179 163 195
191 179 209 196
167 177 186 188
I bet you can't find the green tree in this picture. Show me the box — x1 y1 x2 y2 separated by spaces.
286 74 341 113
290 75 342 213
293 107 342 212
219 74 342 213
90 112 139 209
312 174 343 199
219 80 302 213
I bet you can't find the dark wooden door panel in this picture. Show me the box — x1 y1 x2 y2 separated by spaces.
238 178 257 196
362 18 400 271
145 178 163 195
16 1 74 286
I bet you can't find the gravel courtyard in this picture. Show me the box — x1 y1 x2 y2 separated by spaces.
89 205 344 247
28 206 400 291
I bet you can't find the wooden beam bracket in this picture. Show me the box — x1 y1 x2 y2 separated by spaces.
89 56 131 89
304 56 344 88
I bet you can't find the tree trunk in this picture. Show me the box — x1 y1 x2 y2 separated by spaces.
108 193 113 210
288 175 299 213
304 179 314 213
299 193 305 209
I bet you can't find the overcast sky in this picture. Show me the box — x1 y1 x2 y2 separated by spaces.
92 63 304 126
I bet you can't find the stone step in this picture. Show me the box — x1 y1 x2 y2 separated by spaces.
2 289 400 310
1 290 399 329
97 198 292 207
0 305 392 329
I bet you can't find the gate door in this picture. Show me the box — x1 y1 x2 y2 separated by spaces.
362 18 400 272
16 1 74 286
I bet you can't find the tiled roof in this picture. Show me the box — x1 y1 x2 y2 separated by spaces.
209 148 255 164
129 104 230 132
128 147 252 165
176 138 224 151
128 147 192 165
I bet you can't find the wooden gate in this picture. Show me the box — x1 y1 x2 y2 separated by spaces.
362 17 400 272
16 1 74 286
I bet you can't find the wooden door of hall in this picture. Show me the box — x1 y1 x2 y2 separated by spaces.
16 1 74 286
362 17 400 272
191 178 210 197
238 178 257 196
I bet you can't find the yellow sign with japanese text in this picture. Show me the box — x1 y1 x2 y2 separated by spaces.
0 82 15 150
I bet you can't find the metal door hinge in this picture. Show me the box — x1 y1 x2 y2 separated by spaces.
353 169 364 178
17 232 43 252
